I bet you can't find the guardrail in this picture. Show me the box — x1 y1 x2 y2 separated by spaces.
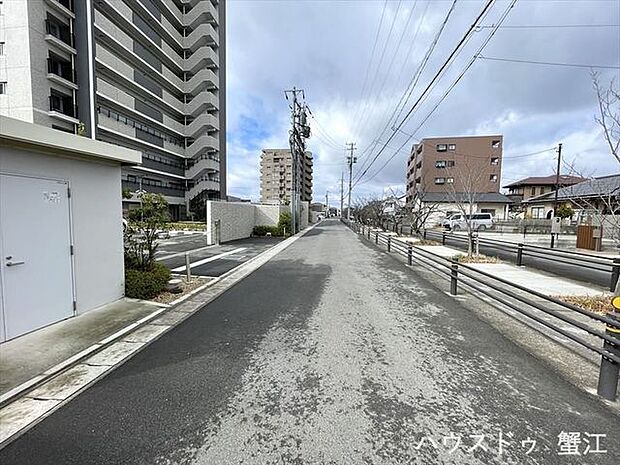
422 229 620 292
345 220 620 402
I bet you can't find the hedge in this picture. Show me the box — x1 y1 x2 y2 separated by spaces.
125 262 171 299
252 225 279 236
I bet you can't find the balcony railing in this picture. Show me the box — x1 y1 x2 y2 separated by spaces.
45 19 74 47
47 58 76 83
122 180 186 198
56 0 74 11
49 95 77 118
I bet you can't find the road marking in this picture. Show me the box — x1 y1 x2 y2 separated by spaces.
157 244 215 260
171 247 247 272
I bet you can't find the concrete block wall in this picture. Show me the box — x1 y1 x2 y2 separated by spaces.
206 201 256 245
206 201 313 244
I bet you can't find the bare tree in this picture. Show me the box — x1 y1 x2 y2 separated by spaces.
445 160 489 256
354 195 387 228
403 189 441 237
592 71 620 165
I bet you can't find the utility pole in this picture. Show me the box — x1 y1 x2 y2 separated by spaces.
284 87 310 234
325 191 329 215
346 142 357 220
340 172 344 217
551 142 562 248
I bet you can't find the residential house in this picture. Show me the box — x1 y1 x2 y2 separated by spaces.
504 175 585 213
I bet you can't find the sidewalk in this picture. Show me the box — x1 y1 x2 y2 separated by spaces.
452 231 619 256
415 244 609 297
0 299 164 400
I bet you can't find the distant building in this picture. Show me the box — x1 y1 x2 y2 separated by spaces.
504 175 585 212
407 135 503 204
522 174 620 219
260 149 313 204
310 202 325 212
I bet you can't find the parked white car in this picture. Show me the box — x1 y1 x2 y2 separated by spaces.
443 213 494 231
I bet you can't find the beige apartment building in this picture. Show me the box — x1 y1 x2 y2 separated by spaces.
260 149 313 204
406 135 503 202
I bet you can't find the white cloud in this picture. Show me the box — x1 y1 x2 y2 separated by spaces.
226 0 620 204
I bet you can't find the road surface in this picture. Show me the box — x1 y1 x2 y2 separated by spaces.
1 220 617 464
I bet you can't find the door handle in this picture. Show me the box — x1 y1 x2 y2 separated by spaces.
6 261 25 267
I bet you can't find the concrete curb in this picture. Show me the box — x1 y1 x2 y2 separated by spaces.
0 222 320 448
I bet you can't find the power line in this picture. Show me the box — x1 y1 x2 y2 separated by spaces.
353 0 403 139
354 0 458 179
354 0 418 140
477 23 620 29
350 0 389 137
352 0 498 188
477 55 620 69
355 0 520 188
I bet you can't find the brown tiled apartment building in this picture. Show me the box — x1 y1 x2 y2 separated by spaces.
260 149 313 204
406 135 503 203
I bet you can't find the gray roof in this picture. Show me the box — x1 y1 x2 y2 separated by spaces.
420 192 513 204
524 174 620 204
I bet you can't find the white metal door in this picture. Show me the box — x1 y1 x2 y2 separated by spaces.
0 174 74 341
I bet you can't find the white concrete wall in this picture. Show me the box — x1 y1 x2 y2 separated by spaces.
206 201 304 244
1 147 125 314
206 201 256 245
300 201 309 229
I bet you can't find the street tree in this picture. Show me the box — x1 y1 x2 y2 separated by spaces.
125 192 170 270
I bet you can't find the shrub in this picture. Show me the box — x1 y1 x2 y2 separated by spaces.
277 212 292 235
253 225 279 236
125 262 171 299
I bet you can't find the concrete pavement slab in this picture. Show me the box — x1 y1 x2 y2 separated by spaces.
122 324 171 343
0 398 60 444
24 365 108 401
84 341 146 366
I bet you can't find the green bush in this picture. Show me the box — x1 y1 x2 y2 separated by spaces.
253 225 279 236
125 262 171 299
277 212 292 235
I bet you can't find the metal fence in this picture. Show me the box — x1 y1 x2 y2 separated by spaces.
422 229 620 292
345 220 620 402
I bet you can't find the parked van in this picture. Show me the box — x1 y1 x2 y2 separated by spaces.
444 213 493 231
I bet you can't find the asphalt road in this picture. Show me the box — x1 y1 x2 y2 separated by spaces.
1 220 618 464
156 235 284 277
426 230 612 289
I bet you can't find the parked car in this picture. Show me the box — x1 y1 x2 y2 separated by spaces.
444 213 494 231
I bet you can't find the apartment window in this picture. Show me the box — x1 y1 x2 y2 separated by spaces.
530 187 536 196
435 160 446 168
446 160 455 167
446 177 454 184
489 174 498 183
531 207 545 219
48 53 74 82
0 42 4 56
448 144 456 151
490 157 499 165
46 15 73 46
436 144 447 152
434 177 446 184
492 140 501 148
0 81 6 94
127 175 137 183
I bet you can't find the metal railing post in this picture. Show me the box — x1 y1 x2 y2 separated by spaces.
375 232 379 244
368 228 371 240
407 244 413 266
516 243 524 267
474 234 480 256
597 314 619 401
450 264 459 295
387 237 391 252
442 231 446 245
611 258 620 292
423 229 427 240
185 252 191 282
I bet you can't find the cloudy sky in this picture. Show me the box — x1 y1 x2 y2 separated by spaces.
225 0 620 205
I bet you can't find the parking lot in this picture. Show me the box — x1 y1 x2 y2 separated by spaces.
155 235 284 277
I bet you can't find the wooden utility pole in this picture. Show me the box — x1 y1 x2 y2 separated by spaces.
340 172 344 217
551 142 562 248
